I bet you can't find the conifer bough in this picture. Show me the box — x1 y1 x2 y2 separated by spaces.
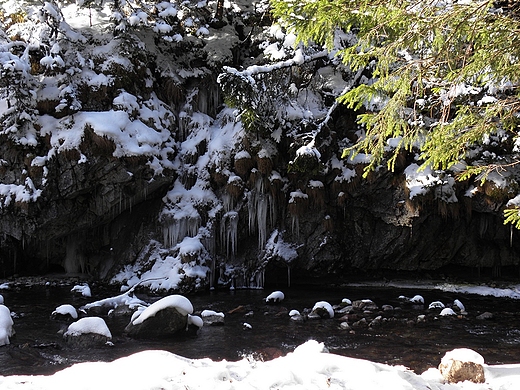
270 0 520 226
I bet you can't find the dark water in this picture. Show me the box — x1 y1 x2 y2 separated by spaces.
1 281 520 376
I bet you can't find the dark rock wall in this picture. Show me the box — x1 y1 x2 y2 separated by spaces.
1 123 519 284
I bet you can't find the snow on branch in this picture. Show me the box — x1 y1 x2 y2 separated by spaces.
222 48 328 78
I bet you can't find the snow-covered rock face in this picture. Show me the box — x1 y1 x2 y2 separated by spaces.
0 305 14 346
1 0 520 291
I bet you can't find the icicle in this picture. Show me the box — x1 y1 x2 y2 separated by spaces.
511 224 513 248
163 216 201 247
209 257 216 290
252 269 265 289
229 212 238 256
257 194 268 249
287 265 291 288
222 193 233 213
220 212 236 258
269 192 277 228
291 215 300 238
248 190 257 235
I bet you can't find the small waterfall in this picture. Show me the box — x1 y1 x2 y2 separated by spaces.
251 268 265 289
63 235 86 274
196 81 221 117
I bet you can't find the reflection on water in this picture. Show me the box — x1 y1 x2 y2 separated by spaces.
1 283 520 376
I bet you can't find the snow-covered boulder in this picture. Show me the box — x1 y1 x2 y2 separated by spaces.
188 314 203 329
125 295 194 338
289 309 304 322
438 348 485 384
265 291 284 304
351 299 378 312
428 301 445 310
452 299 466 314
0 305 14 346
201 310 224 326
63 317 112 347
440 308 457 316
309 301 334 319
51 304 78 322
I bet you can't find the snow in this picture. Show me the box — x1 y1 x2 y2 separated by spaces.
201 310 225 318
440 308 457 316
453 299 465 312
266 291 285 303
263 230 298 263
0 304 14 346
52 304 78 319
64 317 112 338
132 295 193 325
187 314 203 328
403 163 458 203
312 301 334 318
428 301 445 310
4 339 520 389
71 284 91 297
81 291 147 312
441 348 485 365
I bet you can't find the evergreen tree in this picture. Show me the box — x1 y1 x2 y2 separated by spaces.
270 0 520 225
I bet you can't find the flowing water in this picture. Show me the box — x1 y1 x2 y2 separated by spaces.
1 280 520 376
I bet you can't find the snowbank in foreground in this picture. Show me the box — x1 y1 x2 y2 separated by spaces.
1 340 520 389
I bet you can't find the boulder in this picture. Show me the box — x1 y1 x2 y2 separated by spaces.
476 312 493 320
352 299 378 312
51 304 78 322
265 291 284 304
309 301 334 319
438 348 485 384
201 310 225 326
63 317 112 347
125 306 189 338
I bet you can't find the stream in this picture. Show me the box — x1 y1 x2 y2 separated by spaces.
1 279 520 376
